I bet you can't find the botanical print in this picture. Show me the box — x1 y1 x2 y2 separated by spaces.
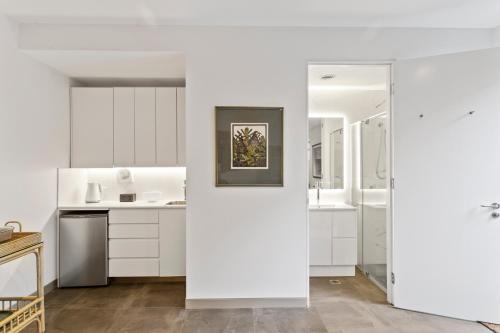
231 123 268 169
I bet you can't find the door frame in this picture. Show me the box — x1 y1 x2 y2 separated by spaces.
306 60 395 304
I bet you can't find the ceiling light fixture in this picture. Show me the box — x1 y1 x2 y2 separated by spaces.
321 74 335 80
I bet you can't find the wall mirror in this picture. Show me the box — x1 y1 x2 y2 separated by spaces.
309 117 344 189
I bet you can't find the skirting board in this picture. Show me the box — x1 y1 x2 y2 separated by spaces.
186 297 308 309
310 265 355 277
30 279 57 296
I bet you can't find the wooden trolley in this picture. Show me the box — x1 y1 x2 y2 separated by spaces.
0 222 44 333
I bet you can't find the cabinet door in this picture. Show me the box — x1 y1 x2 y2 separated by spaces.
332 210 357 238
176 87 186 165
332 238 357 266
156 88 177 166
159 209 186 276
113 88 135 166
71 88 113 167
135 88 156 165
309 211 332 265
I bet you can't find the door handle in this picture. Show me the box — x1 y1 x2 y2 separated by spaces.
481 202 500 210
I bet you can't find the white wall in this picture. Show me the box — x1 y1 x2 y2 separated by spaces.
493 26 500 46
16 23 495 302
0 16 70 295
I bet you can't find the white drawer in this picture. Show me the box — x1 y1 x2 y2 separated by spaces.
109 239 159 258
332 238 357 266
332 210 357 238
109 209 158 224
109 224 158 239
109 258 159 277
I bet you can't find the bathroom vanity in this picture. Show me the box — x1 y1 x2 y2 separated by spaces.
309 204 357 277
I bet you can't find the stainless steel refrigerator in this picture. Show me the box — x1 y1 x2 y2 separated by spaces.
58 212 108 287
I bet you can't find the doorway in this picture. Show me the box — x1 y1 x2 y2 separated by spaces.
307 63 393 302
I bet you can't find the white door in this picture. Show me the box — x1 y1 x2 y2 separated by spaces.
393 47 500 322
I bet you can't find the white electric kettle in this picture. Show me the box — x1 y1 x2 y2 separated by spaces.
85 182 102 203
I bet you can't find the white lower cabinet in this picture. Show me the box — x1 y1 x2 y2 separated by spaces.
109 259 159 277
309 211 332 266
109 239 159 258
332 238 357 266
159 209 186 276
108 208 186 277
309 208 357 277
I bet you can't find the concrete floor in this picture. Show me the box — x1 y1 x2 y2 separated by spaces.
26 271 489 332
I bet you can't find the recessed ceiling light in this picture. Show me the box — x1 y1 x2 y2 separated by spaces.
321 74 335 80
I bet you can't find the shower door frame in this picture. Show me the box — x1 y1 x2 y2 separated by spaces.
307 61 394 304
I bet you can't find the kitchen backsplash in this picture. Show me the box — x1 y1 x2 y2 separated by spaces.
58 167 186 205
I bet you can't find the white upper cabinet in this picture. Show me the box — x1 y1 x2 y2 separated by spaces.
71 86 185 167
71 88 114 167
156 87 177 166
113 88 135 166
176 87 186 166
134 88 157 166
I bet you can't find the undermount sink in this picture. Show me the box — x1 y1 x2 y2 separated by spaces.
165 200 187 206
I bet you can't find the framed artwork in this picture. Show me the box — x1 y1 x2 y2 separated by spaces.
215 106 283 186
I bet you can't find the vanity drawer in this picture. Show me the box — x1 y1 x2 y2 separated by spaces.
109 209 158 224
109 224 159 239
109 239 159 258
109 258 159 277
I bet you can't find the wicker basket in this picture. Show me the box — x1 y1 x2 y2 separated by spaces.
0 227 13 243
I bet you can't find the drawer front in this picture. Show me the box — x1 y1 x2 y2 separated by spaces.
109 209 158 224
109 224 158 239
332 210 357 238
109 239 159 258
109 258 159 277
332 238 357 266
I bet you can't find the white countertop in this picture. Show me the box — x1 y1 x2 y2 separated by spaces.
58 200 186 210
309 203 356 211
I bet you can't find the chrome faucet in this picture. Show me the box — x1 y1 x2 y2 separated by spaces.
316 180 321 204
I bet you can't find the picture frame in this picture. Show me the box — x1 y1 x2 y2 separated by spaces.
215 106 284 187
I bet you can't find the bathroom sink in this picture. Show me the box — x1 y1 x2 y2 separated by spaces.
165 200 187 206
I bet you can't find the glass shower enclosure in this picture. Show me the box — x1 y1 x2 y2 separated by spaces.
359 113 388 290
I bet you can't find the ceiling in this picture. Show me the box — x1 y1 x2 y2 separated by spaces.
309 65 388 120
1 0 499 28
23 50 185 79
309 65 388 90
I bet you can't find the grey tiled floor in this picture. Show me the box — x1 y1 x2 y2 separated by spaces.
25 271 489 332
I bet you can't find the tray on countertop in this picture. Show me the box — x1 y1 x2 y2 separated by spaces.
0 232 42 258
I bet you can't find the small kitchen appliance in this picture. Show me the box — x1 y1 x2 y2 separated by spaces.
85 182 102 203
